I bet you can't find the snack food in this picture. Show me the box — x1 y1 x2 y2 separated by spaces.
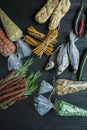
35 0 59 24
49 0 71 30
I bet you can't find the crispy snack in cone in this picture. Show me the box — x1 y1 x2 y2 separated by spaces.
33 29 58 58
35 0 59 24
49 0 71 30
0 8 23 41
55 79 87 95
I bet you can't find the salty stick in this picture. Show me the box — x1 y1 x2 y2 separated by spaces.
33 30 58 57
0 8 23 41
25 35 54 56
0 79 26 95
27 26 57 43
15 96 28 102
0 76 24 91
0 90 26 106
2 70 17 83
0 85 26 101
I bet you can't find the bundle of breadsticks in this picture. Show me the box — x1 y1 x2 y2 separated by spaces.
25 26 58 58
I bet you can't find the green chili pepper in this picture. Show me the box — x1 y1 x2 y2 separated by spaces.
54 100 87 116
77 49 87 81
85 24 87 37
74 0 85 36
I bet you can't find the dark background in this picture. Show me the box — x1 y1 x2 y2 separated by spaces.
0 0 87 130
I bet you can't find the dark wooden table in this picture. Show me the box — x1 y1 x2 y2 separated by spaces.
0 0 87 130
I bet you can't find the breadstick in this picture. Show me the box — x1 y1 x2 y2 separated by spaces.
35 0 59 24
49 0 71 30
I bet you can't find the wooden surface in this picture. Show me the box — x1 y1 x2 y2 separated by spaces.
0 0 87 130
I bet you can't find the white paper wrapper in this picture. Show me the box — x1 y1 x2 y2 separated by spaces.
39 80 53 94
34 95 53 116
17 39 32 59
8 54 23 70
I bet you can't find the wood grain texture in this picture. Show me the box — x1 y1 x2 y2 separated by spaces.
0 0 87 130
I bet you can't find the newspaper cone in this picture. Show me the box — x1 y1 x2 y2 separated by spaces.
0 8 23 42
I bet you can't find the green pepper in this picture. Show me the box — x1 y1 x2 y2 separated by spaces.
77 49 87 81
74 0 85 36
85 24 87 37
54 100 87 116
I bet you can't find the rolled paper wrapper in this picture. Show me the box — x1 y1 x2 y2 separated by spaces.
0 28 15 56
55 79 87 95
0 8 23 42
16 39 32 59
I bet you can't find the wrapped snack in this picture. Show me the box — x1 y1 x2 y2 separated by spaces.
35 0 59 24
16 39 32 59
49 0 71 30
0 28 22 70
39 80 53 94
0 8 23 42
0 28 15 56
54 100 87 116
55 79 87 95
0 8 32 59
27 26 57 43
34 95 87 116
34 95 53 116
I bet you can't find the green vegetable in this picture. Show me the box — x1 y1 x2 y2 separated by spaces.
54 100 87 116
24 71 41 96
85 24 87 37
74 0 85 36
77 49 87 81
